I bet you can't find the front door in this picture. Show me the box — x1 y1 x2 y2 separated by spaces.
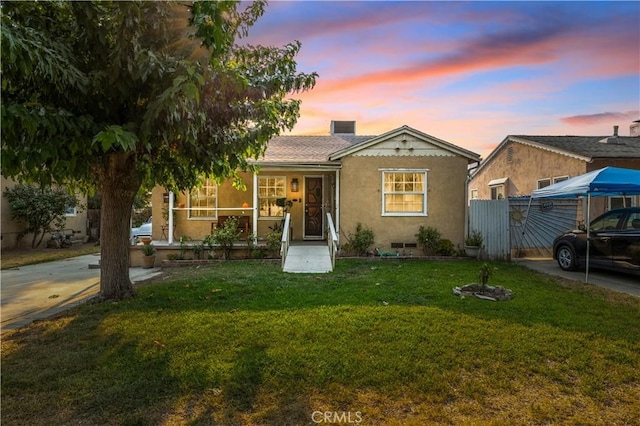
304 177 324 239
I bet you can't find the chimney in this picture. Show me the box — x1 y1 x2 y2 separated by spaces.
631 120 640 137
331 120 356 135
599 124 621 144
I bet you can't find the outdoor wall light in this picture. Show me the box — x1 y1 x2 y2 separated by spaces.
291 178 299 192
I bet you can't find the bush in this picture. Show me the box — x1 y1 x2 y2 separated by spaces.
415 226 441 256
436 238 456 256
209 217 241 259
465 230 483 247
344 223 375 256
265 229 282 254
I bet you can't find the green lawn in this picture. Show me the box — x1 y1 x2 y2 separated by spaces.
2 259 639 425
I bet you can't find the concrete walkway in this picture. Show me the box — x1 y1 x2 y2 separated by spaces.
1 253 162 333
516 258 640 297
283 244 333 273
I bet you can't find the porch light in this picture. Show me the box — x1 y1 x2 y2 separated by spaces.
291 178 299 192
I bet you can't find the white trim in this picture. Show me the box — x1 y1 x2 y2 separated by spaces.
488 177 508 186
257 175 287 218
380 169 428 216
187 179 218 220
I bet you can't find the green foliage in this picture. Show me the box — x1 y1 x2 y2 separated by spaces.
1 0 317 299
435 238 456 256
210 216 241 259
344 223 375 256
478 262 493 289
192 242 205 260
415 226 441 256
265 229 283 254
140 244 155 256
2 261 639 424
465 229 483 247
3 184 79 248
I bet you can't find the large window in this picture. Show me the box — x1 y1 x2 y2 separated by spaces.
189 178 217 219
382 170 427 215
259 176 286 217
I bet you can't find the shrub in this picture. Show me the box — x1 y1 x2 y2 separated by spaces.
465 230 483 247
344 223 375 256
140 243 155 256
210 217 241 259
415 226 441 256
265 229 282 254
436 238 455 256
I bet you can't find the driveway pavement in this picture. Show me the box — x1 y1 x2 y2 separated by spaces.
515 258 640 297
1 253 161 334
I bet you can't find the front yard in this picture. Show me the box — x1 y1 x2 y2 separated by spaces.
2 259 639 425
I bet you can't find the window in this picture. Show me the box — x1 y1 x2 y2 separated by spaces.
537 178 551 189
64 206 77 217
188 178 217 219
553 176 569 184
591 210 625 231
490 185 504 200
470 189 478 200
609 196 634 210
382 170 427 215
259 176 286 217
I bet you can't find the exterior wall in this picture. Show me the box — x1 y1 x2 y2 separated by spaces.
469 141 586 200
339 155 470 251
1 177 88 249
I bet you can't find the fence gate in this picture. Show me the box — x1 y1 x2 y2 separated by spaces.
468 199 510 261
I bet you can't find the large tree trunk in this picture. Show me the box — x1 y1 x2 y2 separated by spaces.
98 152 141 300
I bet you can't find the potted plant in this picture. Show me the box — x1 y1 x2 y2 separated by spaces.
464 229 483 258
141 243 156 268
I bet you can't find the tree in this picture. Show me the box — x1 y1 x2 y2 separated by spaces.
3 184 79 248
1 1 317 299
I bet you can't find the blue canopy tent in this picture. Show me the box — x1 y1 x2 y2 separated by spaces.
524 167 640 282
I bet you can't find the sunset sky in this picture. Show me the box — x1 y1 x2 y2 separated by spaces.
245 1 640 158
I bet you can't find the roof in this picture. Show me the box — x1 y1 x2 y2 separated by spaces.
473 134 640 176
329 125 480 162
510 135 640 158
255 135 370 165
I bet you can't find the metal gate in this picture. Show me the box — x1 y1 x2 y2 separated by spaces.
469 198 580 260
469 199 510 261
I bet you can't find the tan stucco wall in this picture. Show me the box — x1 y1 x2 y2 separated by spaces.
339 155 470 250
1 177 88 249
469 141 587 200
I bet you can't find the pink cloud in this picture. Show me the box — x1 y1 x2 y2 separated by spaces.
561 111 640 127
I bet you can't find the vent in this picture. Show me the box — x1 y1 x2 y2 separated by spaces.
390 242 404 249
331 120 356 135
506 146 513 162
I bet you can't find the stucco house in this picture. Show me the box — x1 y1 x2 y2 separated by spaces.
469 121 640 216
150 121 480 252
1 176 88 250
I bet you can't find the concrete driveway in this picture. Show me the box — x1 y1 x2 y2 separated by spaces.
1 253 161 333
516 258 640 297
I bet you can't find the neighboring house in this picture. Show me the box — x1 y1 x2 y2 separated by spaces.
151 121 480 250
1 176 88 250
469 121 640 217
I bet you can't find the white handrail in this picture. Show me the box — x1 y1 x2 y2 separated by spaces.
326 213 338 269
280 213 291 269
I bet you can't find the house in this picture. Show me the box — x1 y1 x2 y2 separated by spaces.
1 176 88 250
469 121 640 216
149 121 480 252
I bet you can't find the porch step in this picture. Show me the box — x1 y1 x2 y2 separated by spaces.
283 245 332 273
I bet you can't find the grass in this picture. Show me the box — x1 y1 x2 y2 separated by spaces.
2 259 639 425
1 243 100 270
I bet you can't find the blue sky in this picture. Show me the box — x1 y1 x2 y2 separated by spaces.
244 1 640 158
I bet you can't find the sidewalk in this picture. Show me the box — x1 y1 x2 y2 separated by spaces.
515 258 640 297
1 253 162 333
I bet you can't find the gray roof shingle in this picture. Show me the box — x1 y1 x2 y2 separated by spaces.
512 135 640 158
258 135 374 164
